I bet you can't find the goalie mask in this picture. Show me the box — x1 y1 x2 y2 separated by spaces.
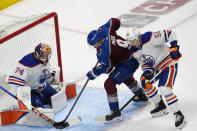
35 43 52 61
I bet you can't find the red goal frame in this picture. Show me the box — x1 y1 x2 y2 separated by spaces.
0 12 63 82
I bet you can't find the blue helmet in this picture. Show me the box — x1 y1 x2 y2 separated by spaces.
87 30 105 46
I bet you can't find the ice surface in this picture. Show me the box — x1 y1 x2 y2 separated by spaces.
0 0 197 130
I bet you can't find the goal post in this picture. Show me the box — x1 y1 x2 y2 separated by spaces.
0 12 63 82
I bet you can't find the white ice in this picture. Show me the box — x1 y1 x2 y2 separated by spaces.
0 0 197 131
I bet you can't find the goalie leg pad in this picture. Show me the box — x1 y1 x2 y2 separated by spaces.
51 84 67 113
17 86 31 109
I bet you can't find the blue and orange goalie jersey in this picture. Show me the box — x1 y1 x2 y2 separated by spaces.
8 53 51 90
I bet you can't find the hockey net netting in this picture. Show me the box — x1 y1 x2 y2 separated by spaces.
0 12 63 97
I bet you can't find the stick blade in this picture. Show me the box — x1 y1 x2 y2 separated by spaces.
94 116 106 121
53 121 69 129
53 116 81 129
68 116 81 126
95 116 123 123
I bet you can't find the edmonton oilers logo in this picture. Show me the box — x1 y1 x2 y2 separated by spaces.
140 54 155 66
39 69 49 84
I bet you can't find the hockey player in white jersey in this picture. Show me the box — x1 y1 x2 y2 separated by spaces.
8 43 58 108
126 28 187 129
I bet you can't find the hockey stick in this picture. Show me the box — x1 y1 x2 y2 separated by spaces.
118 59 174 112
95 94 137 122
95 59 175 122
150 59 174 83
117 59 174 113
0 85 81 129
53 61 99 127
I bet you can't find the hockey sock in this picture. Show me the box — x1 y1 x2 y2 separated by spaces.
107 93 119 111
160 86 179 113
124 77 142 96
144 85 160 105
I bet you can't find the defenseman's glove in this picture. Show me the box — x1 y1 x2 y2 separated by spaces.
140 67 154 89
169 41 182 61
86 69 99 80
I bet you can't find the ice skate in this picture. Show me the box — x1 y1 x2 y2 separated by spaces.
133 91 149 102
150 99 169 118
105 110 122 123
133 88 149 102
174 111 187 129
95 110 122 123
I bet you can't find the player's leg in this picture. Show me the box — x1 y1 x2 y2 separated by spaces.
124 77 148 102
104 63 136 121
120 57 148 102
40 83 58 106
104 77 121 121
31 89 44 108
103 62 140 121
158 63 186 129
142 74 168 117
104 59 141 121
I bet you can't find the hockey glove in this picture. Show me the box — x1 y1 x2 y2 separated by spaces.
86 69 99 80
169 45 182 61
141 69 154 89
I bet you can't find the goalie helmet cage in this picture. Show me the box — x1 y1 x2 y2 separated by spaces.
0 12 63 82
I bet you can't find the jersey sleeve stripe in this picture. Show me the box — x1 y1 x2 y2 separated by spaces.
167 30 171 37
164 30 168 42
141 65 151 70
155 55 171 70
8 78 24 84
9 76 25 83
164 30 172 42
8 82 24 86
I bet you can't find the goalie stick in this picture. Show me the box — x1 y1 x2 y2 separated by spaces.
95 59 174 122
0 85 81 129
53 61 99 127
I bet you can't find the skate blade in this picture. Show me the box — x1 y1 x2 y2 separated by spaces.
151 109 169 118
177 120 187 130
104 116 123 124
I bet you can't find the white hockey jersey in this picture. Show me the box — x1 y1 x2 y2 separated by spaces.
8 53 51 90
130 30 177 71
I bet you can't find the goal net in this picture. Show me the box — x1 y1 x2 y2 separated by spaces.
0 12 63 83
